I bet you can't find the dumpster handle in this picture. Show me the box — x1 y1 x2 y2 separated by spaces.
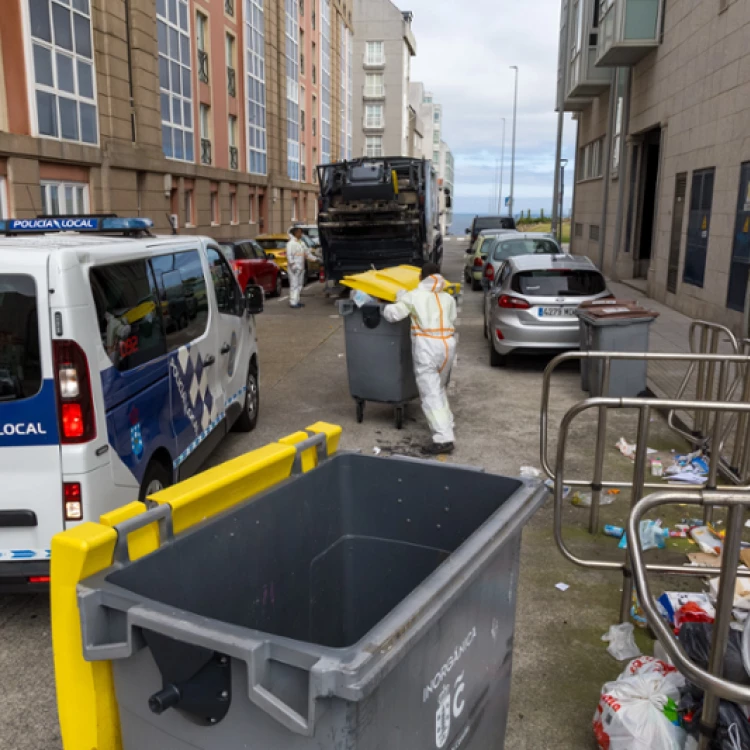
290 431 331 475
112 503 174 565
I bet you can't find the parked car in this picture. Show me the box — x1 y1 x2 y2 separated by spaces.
255 233 322 283
484 254 609 366
481 233 563 289
467 215 517 245
218 239 283 298
297 224 320 248
463 229 517 291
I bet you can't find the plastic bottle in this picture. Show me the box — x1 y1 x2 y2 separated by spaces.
604 524 625 538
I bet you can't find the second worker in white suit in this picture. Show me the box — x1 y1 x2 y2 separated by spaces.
383 263 457 455
286 226 318 309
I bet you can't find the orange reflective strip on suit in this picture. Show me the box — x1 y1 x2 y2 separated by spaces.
434 292 451 374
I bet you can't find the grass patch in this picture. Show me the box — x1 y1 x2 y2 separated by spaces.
517 220 571 244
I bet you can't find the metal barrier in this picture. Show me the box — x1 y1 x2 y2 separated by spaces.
541 350 750 533
629 490 750 750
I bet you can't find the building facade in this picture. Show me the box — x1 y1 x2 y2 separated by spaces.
439 139 454 233
352 0 415 158
0 0 353 236
558 0 750 328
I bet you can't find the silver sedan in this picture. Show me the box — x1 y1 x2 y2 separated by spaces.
484 254 610 366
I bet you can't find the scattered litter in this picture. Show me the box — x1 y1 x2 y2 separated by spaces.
544 479 572 499
602 622 641 661
667 471 706 486
571 490 615 508
651 459 664 477
519 465 542 479
593 657 686 750
372 446 382 456
708 577 750 612
745 519 750 529
555 582 570 592
690 526 723 556
657 592 715 631
631 591 648 628
618 520 666 551
604 524 625 538
664 451 709 485
608 489 621 496
616 437 636 459
686 552 720 568
351 290 374 308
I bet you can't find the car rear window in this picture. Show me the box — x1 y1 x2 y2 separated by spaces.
219 243 251 261
0 275 42 402
492 238 559 261
512 270 606 297
474 217 516 232
257 239 288 250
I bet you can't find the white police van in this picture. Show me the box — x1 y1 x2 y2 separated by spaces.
0 216 263 591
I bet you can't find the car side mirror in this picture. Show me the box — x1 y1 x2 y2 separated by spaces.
465 228 470 234
445 195 452 209
245 284 264 315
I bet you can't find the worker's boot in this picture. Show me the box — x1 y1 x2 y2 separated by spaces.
421 442 454 456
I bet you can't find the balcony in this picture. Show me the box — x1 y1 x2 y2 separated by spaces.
596 0 663 66
225 0 234 15
198 50 209 84
229 145 238 170
201 138 212 165
566 41 611 104
227 66 236 97
363 84 385 100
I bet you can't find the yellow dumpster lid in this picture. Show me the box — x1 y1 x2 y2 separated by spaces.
340 265 460 302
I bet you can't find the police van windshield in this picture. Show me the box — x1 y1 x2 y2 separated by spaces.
0 275 42 402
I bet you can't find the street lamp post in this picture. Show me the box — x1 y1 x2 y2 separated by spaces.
498 117 506 214
559 158 568 244
509 66 518 220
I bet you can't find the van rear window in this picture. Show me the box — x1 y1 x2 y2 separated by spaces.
0 275 42 401
512 269 606 297
90 261 167 371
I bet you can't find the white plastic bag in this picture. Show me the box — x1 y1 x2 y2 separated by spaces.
593 657 686 750
602 622 642 661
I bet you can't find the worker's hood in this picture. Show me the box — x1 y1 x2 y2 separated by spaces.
418 274 448 293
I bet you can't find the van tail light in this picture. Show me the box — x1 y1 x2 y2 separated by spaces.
498 295 531 310
231 261 241 278
319 268 325 283
484 264 495 282
495 328 504 340
63 482 83 521
28 576 51 584
473 257 484 268
54 340 96 444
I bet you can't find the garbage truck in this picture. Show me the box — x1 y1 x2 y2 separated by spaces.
316 157 447 289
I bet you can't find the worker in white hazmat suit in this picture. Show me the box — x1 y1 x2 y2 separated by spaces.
383 263 458 455
286 226 318 309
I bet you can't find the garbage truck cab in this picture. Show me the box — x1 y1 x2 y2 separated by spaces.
317 157 444 287
0 216 263 592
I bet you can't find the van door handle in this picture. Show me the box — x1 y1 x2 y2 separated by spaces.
220 344 231 355
204 355 216 367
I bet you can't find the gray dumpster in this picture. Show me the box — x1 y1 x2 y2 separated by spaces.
576 302 659 398
77 452 546 750
338 298 419 428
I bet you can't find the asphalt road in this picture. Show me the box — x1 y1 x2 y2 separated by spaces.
1 239 667 749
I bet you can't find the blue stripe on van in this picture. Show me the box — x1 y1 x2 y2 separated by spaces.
0 380 59 447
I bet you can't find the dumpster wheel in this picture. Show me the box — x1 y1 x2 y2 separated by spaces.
356 400 365 423
395 406 404 430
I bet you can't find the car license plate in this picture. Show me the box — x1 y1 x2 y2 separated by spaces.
538 307 578 317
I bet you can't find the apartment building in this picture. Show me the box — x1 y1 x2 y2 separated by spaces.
351 0 416 158
558 0 750 328
439 140 454 233
0 0 352 236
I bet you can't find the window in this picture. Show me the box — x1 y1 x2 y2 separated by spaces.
684 168 716 288
41 180 88 215
28 0 98 144
346 27 353 159
434 111 440 123
578 138 603 181
226 33 236 97
365 103 383 128
230 191 238 224
0 274 42 400
200 103 211 164
248 192 255 223
210 189 219 225
490 238 560 261
225 33 235 66
229 114 238 169
246 0 267 175
207 248 242 316
589 224 600 241
225 0 234 16
150 251 209 350
320 0 331 163
365 41 384 65
365 73 384 97
0 177 7 219
365 135 383 157
285 0 300 181
612 71 626 175
433 150 440 163
575 222 583 237
90 261 166 371
196 11 209 84
157 0 194 161
512 269 606 297
291 196 298 221
299 0 304 15
339 18 346 159
184 188 194 226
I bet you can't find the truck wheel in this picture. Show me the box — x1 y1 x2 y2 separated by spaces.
395 407 404 430
273 274 283 297
356 401 365 423
233 363 259 432
139 460 172 502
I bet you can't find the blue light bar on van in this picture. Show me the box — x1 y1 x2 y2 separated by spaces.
0 217 154 234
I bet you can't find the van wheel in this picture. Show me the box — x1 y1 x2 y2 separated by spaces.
139 460 172 501
273 274 283 297
489 339 507 368
233 363 259 432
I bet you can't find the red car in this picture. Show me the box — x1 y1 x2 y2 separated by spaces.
218 239 283 297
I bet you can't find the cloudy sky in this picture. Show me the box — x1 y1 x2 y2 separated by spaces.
405 0 577 216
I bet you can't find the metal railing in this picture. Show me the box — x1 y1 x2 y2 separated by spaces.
200 138 212 165
198 50 209 84
229 145 238 170
225 0 234 15
227 66 236 97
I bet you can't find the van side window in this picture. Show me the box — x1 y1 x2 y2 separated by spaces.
0 274 42 401
90 261 166 371
151 251 209 351
207 248 242 316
